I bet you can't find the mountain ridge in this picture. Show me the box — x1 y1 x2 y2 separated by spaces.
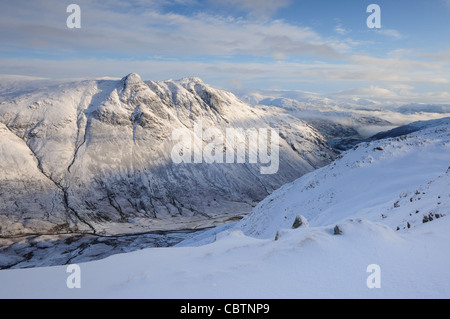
0 74 336 237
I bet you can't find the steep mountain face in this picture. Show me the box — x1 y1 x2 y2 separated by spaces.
0 74 336 237
0 123 68 236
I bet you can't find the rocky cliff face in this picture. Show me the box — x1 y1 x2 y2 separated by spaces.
0 74 336 236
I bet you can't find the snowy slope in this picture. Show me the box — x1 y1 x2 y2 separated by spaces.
0 123 67 236
0 74 336 237
236 122 450 239
369 117 450 141
0 216 449 299
0 120 448 298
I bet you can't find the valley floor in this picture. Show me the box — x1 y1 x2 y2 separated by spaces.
0 228 209 270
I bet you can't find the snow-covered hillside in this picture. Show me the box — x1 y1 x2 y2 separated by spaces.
2 217 450 299
0 119 448 298
370 117 450 141
236 119 450 239
0 74 336 237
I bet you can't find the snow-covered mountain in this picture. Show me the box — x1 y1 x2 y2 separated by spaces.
0 74 336 237
397 103 450 114
1 116 449 298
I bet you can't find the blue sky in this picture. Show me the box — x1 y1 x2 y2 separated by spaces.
0 0 449 101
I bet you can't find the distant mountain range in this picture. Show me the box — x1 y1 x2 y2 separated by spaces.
240 90 450 150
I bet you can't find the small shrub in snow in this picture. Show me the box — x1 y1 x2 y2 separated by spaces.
334 225 342 235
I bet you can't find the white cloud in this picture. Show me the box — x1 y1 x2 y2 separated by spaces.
334 24 351 35
387 49 414 58
0 0 449 100
330 86 399 99
1 55 447 89
210 0 291 17
387 83 415 93
0 1 345 61
351 54 440 70
424 49 450 63
376 28 403 40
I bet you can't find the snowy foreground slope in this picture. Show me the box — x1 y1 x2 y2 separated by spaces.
0 120 449 298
